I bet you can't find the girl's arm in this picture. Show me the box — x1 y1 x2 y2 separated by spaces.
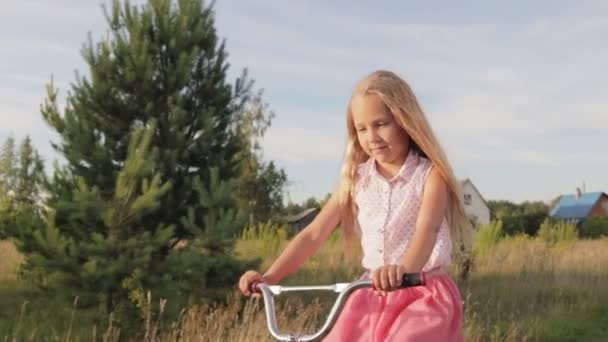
399 167 449 272
262 190 343 284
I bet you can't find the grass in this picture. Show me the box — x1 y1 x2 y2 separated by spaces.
1 231 608 341
473 220 503 257
0 240 23 284
527 306 608 341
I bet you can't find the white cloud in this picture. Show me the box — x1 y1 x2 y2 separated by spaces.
453 146 607 167
261 126 346 164
2 0 93 21
0 38 78 60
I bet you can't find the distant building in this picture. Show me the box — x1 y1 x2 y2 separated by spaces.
286 207 320 233
549 190 608 224
460 179 491 226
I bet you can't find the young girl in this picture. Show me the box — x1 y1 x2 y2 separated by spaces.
239 70 471 341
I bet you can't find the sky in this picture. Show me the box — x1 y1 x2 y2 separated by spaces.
1 0 607 205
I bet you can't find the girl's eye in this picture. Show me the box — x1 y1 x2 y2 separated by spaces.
357 127 367 132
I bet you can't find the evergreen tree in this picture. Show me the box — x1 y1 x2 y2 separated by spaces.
14 136 45 208
42 0 250 241
0 136 45 239
18 0 259 319
24 123 173 311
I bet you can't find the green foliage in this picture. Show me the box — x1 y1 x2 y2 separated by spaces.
19 123 257 326
580 217 608 238
15 0 274 327
0 136 45 210
41 0 251 241
0 137 17 208
473 220 503 257
14 137 45 208
235 92 288 224
237 159 287 224
21 124 173 309
537 218 578 246
488 200 549 236
0 136 46 240
239 221 286 260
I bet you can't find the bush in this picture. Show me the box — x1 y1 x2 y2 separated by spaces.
501 212 547 236
580 217 608 238
537 219 578 246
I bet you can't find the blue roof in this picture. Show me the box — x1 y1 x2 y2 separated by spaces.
550 192 605 220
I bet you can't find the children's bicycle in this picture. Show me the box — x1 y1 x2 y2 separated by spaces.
252 273 425 342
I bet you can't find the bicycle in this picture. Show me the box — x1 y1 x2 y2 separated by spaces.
252 273 425 342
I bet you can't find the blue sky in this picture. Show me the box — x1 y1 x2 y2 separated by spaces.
1 0 607 205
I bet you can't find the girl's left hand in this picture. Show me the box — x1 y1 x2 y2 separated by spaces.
371 264 407 296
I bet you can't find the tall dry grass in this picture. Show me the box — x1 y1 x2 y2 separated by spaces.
2 225 608 341
462 235 608 341
194 226 608 341
0 240 23 284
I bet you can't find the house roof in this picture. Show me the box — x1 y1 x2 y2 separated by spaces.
549 191 605 220
286 207 320 223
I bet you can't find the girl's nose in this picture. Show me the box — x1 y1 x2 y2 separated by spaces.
369 129 382 143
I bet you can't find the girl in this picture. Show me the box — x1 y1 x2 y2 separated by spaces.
239 70 471 341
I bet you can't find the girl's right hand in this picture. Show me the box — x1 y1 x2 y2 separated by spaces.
238 270 267 297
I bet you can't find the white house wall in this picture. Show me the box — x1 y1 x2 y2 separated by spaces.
461 181 491 225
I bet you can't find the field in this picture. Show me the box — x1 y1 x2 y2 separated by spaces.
1 224 607 341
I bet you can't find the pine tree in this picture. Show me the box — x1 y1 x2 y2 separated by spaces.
14 136 45 208
42 0 250 239
25 123 172 309
19 0 259 319
0 136 45 239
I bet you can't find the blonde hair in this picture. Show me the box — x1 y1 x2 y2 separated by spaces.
338 70 473 257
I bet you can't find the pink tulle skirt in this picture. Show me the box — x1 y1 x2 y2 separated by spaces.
323 274 464 342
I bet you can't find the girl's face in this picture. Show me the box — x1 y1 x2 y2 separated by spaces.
351 94 410 169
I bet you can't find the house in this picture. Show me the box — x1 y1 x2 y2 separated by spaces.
460 178 491 226
549 190 608 224
286 207 320 234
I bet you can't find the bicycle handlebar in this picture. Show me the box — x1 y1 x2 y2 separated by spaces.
253 273 424 342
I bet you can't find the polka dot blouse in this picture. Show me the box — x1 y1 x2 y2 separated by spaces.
354 150 452 271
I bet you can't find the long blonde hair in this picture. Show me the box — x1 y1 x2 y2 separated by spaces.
338 70 473 256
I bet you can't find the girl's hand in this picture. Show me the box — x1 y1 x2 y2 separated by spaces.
371 264 407 296
238 270 268 298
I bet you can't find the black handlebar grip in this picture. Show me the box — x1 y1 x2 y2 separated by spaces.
401 273 424 287
250 281 262 294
